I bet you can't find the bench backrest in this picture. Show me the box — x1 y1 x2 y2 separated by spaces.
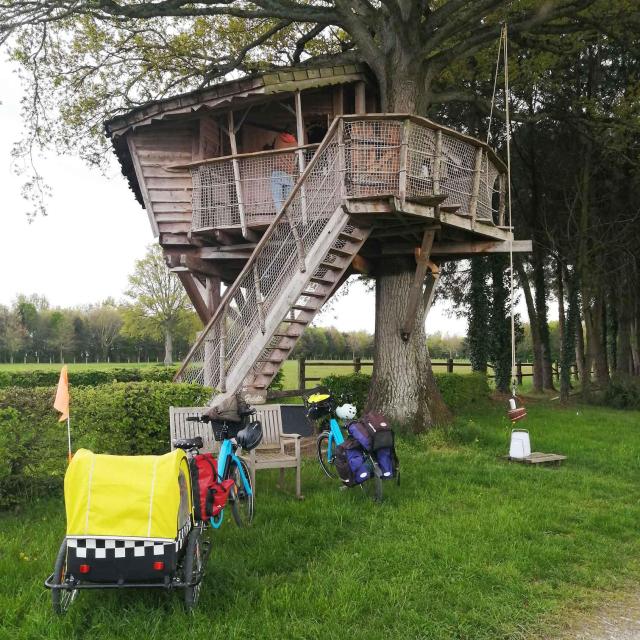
169 405 284 453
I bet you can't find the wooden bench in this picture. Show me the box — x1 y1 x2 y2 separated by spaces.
169 405 304 499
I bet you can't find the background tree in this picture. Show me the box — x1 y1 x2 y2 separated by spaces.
87 302 123 361
125 245 195 365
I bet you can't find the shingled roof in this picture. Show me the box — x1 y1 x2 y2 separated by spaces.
105 63 368 138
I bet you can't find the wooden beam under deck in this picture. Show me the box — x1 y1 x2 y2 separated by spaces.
344 196 513 242
379 239 532 258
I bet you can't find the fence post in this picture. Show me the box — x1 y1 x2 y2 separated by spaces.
354 356 361 373
298 356 306 390
516 361 523 385
447 357 454 373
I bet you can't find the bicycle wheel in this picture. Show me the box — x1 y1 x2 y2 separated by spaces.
183 526 203 612
230 458 254 527
316 432 339 479
51 540 78 615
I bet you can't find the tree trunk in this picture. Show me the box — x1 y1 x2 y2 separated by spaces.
532 242 555 390
557 259 569 402
467 256 490 374
367 257 452 432
366 65 450 431
515 258 543 392
164 329 173 365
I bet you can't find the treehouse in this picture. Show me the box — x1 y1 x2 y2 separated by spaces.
106 62 531 404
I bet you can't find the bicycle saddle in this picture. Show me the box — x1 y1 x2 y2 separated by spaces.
173 437 203 451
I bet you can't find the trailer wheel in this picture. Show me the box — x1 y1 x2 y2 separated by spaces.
183 528 203 611
52 540 78 614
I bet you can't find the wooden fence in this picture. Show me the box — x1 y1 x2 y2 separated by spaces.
297 356 573 388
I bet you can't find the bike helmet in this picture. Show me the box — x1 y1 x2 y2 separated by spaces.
335 403 357 421
235 421 263 451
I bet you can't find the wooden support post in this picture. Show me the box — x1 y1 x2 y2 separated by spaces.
295 90 308 224
355 81 366 114
354 356 361 373
401 229 436 341
516 361 523 385
337 119 347 199
298 356 306 390
498 173 506 226
422 264 440 318
253 263 266 334
176 271 210 324
469 147 484 224
219 310 227 393
433 130 442 196
205 276 221 316
332 86 344 117
447 357 454 373
398 119 410 204
227 110 250 240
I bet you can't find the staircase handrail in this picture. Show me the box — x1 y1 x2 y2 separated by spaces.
174 115 343 381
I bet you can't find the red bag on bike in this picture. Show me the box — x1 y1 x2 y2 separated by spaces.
189 454 235 521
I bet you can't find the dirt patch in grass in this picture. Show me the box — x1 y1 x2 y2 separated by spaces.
561 593 640 640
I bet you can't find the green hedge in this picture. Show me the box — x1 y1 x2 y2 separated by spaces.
0 382 211 508
320 371 490 415
0 366 178 389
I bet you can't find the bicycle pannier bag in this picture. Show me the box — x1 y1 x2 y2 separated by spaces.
189 454 235 520
362 412 395 451
347 421 372 451
362 412 398 478
334 444 354 485
346 447 371 484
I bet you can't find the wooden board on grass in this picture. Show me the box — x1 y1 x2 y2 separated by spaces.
504 452 567 466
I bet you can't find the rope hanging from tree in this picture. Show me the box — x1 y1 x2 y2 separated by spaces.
488 24 525 421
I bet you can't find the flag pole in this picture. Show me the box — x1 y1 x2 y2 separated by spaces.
67 416 72 463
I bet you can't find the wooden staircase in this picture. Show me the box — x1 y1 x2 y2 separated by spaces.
244 221 370 395
174 118 371 405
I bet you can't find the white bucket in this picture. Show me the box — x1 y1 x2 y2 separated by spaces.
509 429 531 459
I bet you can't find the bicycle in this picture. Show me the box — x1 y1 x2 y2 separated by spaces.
174 408 260 529
305 393 387 502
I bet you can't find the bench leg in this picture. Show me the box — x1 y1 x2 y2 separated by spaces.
250 463 256 497
278 467 285 489
295 463 302 500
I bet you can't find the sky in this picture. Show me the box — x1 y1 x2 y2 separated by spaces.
0 57 469 335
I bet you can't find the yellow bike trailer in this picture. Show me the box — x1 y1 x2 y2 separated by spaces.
46 448 208 613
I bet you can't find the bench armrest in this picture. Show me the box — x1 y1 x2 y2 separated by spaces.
279 433 302 458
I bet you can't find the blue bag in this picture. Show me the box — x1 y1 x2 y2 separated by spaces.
347 421 372 451
346 447 370 484
375 448 394 478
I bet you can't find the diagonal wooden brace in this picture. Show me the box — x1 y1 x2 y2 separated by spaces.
401 229 436 342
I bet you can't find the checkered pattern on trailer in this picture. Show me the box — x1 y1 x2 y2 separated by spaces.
67 521 191 560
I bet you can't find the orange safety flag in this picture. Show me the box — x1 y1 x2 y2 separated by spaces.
54 365 70 422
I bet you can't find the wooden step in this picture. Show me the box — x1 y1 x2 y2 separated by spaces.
327 246 356 258
256 357 285 364
319 260 345 271
339 231 365 243
281 318 309 324
300 289 327 298
310 275 336 285
291 304 318 312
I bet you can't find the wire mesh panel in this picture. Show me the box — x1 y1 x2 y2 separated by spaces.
191 163 237 229
191 147 319 231
343 120 402 197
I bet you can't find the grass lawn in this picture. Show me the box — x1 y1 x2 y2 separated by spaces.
1 400 639 639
